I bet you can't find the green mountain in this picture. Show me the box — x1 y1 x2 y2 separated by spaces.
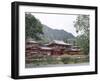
40 24 75 43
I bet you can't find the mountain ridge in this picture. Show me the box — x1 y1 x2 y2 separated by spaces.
40 24 75 43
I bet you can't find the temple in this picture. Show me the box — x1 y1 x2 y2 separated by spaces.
25 38 82 63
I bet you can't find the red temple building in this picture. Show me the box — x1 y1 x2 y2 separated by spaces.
45 40 72 55
25 38 82 63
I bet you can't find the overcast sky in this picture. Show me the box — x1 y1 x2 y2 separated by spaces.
31 13 78 36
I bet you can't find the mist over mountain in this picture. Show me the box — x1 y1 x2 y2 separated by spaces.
40 24 75 43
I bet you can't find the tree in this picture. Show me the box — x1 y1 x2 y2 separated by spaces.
25 13 43 40
74 15 89 35
76 34 89 55
74 15 89 55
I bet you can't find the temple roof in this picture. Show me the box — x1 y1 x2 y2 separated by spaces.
47 40 72 46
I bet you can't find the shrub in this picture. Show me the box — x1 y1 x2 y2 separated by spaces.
61 57 72 64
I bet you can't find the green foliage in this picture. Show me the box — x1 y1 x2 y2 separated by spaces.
25 13 43 40
74 15 89 55
76 35 89 55
74 15 89 36
61 56 89 64
61 57 72 64
66 38 77 45
30 55 89 66
46 56 59 64
32 55 59 66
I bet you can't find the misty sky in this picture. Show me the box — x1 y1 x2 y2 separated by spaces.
31 13 78 36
